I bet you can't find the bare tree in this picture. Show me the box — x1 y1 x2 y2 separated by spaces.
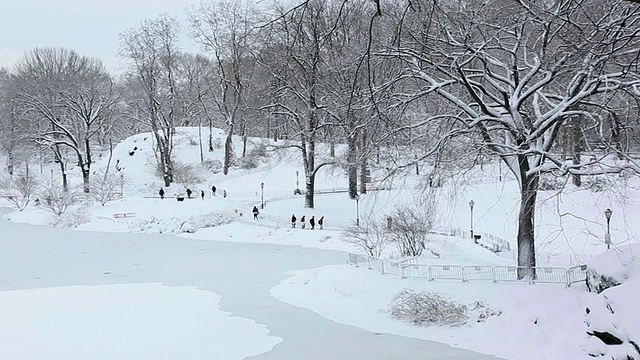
378 0 640 277
120 15 180 187
0 172 38 211
189 0 260 174
342 217 391 258
12 47 116 192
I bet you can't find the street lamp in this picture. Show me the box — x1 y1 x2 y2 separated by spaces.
469 200 475 240
260 182 265 209
355 194 360 226
296 171 299 190
604 208 612 250
120 174 124 196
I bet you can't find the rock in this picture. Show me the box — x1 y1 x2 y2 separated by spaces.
587 330 624 345
585 244 640 294
584 277 640 359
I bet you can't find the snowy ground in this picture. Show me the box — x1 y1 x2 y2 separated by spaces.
0 216 500 360
272 265 598 360
2 127 639 359
0 284 281 360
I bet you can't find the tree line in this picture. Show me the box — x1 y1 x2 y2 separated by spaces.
2 0 640 277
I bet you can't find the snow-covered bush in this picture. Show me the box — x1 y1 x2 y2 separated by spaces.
583 177 611 192
388 289 468 327
202 159 223 173
0 173 38 211
38 182 78 216
585 245 640 293
128 212 234 234
91 171 123 206
171 161 204 187
342 219 390 259
55 207 93 228
538 175 565 191
387 204 434 257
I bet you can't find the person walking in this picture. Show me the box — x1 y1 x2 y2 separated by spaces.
159 188 165 199
212 185 217 197
291 214 297 228
252 206 260 220
318 216 324 230
201 190 205 200
186 188 192 199
223 189 227 198
300 215 306 229
309 216 315 230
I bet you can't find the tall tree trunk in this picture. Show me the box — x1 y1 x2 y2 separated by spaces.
223 124 234 175
82 169 90 193
208 118 214 152
53 145 68 191
7 150 13 175
572 120 582 187
198 122 204 163
347 133 358 199
359 129 367 194
517 171 538 280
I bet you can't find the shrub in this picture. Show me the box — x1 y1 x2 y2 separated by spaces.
202 159 223 173
91 171 123 206
38 182 78 216
172 162 204 186
342 218 390 259
387 204 435 257
0 173 38 211
388 289 468 326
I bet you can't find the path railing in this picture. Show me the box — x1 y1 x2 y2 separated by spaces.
347 253 587 287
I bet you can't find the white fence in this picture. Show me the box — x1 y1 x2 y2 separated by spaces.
347 253 587 287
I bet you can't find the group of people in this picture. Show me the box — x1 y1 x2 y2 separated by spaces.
158 185 226 200
290 214 324 230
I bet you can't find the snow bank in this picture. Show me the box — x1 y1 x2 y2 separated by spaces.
271 265 596 360
586 244 640 293
0 283 281 360
584 276 640 359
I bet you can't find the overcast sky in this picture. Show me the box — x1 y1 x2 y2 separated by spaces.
0 0 203 74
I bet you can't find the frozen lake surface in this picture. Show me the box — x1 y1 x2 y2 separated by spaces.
0 209 503 360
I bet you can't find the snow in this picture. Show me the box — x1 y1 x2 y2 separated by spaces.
271 265 596 360
2 126 640 360
587 244 640 283
584 276 640 359
0 283 281 360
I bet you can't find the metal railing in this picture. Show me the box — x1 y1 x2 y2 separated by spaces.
347 253 587 287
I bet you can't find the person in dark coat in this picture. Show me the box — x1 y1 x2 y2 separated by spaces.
252 206 260 220
309 216 316 230
201 190 205 200
318 216 324 230
159 188 165 199
212 185 217 196
300 215 306 229
291 214 297 228
186 188 192 199
223 189 227 198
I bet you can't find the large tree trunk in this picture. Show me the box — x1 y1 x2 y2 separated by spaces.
208 118 214 152
572 119 582 187
223 124 234 175
517 172 538 280
82 169 90 193
359 128 368 195
347 133 358 199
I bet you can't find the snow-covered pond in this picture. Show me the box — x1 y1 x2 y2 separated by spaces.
0 208 503 360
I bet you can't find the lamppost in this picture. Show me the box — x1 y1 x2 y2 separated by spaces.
469 200 475 240
355 194 360 226
604 208 612 250
260 182 265 209
120 174 124 196
296 171 299 190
